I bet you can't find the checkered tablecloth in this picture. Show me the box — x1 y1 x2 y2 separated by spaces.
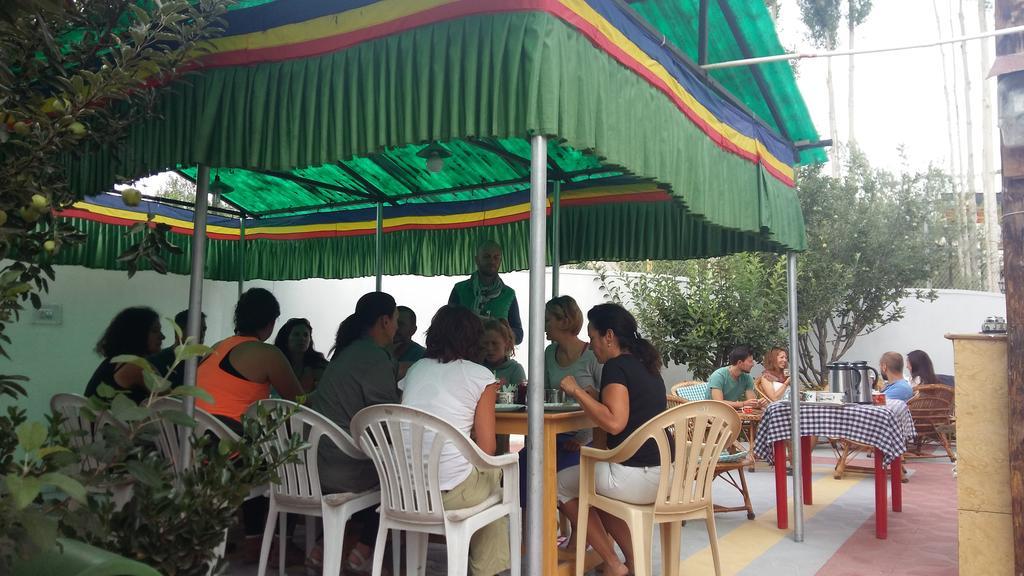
753 400 915 466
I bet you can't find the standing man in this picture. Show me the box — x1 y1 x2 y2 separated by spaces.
709 346 766 409
393 305 426 380
878 352 914 401
449 239 524 344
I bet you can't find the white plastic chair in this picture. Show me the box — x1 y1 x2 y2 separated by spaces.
574 401 740 576
247 399 391 576
149 397 268 573
350 404 521 576
149 397 244 475
50 393 133 509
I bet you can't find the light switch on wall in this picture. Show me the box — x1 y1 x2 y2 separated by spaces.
31 304 62 325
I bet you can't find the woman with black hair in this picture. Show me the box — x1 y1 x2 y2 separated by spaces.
273 318 328 393
907 349 940 387
85 306 165 404
309 291 401 573
196 287 302 427
555 303 667 576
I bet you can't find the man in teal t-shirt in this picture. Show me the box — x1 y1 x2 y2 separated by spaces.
708 346 766 409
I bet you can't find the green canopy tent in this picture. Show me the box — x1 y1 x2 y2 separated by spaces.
61 0 819 564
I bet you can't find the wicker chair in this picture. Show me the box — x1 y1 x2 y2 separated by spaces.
666 381 710 406
906 395 956 462
913 384 955 415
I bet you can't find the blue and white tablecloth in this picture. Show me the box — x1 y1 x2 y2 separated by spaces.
753 400 915 466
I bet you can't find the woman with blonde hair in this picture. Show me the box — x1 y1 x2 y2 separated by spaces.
756 347 791 402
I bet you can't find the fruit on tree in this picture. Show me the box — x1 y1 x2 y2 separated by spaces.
121 188 142 207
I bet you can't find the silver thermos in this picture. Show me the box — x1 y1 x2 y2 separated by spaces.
848 361 880 404
828 362 851 395
827 361 880 404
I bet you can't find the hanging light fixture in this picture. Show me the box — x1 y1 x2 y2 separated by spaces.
210 170 234 204
416 141 451 173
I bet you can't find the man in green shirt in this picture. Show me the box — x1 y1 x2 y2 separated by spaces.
449 239 523 343
708 346 766 409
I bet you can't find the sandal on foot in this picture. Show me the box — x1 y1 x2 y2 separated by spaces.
345 547 372 574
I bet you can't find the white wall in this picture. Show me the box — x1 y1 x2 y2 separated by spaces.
836 289 1006 375
3 265 1002 424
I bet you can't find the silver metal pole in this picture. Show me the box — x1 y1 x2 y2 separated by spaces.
526 135 548 575
552 180 561 297
238 213 246 299
181 165 211 464
787 251 804 541
375 202 383 291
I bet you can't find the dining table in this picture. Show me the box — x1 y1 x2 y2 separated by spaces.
753 399 915 539
495 407 603 576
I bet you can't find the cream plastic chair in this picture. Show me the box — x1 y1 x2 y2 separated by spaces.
247 399 390 576
351 404 521 576
574 400 740 576
50 393 133 509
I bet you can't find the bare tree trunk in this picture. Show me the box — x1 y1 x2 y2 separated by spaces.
848 2 856 147
827 56 840 177
959 0 981 287
958 0 983 284
935 0 963 251
979 0 1001 291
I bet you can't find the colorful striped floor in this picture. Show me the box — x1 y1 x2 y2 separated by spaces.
229 446 958 575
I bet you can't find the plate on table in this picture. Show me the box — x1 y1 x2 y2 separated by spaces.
800 401 845 407
495 403 525 412
543 402 581 412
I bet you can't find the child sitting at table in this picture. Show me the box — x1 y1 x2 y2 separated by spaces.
481 318 525 392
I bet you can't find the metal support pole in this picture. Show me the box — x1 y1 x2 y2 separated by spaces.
238 213 246 299
786 252 804 541
551 180 561 297
375 202 383 291
181 165 211 464
526 135 548 575
697 0 709 65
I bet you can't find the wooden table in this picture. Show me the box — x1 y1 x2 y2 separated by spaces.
495 410 601 576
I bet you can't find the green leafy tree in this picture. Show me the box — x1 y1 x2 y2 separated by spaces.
598 253 789 380
0 0 229 362
796 151 940 385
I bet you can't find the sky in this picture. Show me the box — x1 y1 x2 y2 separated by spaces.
773 0 998 180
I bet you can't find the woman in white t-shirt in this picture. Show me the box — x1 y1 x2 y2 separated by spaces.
400 305 507 576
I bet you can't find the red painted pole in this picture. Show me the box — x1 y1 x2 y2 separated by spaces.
874 448 887 539
775 440 788 529
801 435 813 505
891 455 903 512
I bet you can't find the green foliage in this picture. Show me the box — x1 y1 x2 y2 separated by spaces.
0 0 230 375
797 0 842 48
848 0 873 27
116 220 185 277
596 253 789 380
795 152 940 385
0 336 304 575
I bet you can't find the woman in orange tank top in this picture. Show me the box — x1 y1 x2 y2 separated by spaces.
195 287 303 557
196 287 302 425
